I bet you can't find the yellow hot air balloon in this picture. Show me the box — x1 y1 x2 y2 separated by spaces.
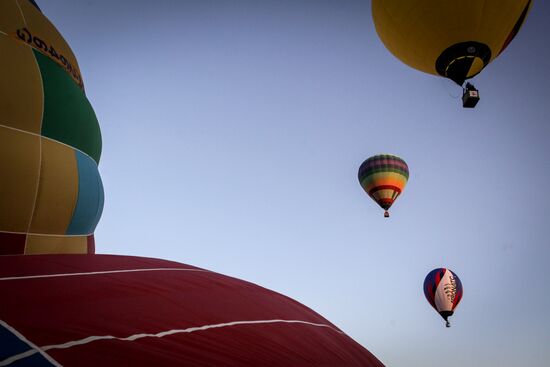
372 0 532 107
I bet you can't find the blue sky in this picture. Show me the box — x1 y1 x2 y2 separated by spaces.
39 1 550 365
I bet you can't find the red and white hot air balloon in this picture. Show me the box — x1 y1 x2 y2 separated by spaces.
423 268 463 327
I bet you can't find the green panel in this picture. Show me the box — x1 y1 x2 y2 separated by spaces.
34 50 101 163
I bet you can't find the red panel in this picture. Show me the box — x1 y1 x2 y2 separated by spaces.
86 235 95 254
0 232 26 255
0 255 384 366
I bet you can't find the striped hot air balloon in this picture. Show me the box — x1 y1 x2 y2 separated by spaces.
423 268 463 327
358 154 409 218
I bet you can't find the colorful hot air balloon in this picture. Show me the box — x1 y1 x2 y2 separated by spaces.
371 0 532 107
358 154 409 218
423 268 463 327
0 0 103 255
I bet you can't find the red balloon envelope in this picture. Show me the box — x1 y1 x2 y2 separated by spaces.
0 255 384 366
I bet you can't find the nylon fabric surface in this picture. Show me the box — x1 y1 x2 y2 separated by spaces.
0 255 385 366
0 0 103 255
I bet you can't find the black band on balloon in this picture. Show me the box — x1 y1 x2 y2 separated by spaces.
27 0 42 12
499 0 532 55
435 41 491 86
439 310 454 321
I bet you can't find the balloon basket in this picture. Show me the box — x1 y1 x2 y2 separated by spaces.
462 82 479 108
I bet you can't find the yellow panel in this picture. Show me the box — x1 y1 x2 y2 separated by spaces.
25 234 87 254
467 57 485 78
0 0 26 34
371 189 395 201
0 126 40 232
29 138 78 235
364 172 407 192
10 0 84 88
372 0 530 75
0 34 43 134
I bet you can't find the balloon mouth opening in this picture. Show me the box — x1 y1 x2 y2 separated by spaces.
377 199 393 211
439 311 454 327
435 41 491 86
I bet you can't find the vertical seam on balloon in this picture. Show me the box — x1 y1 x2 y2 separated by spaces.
23 139 42 254
14 0 27 27
67 150 81 236
24 62 45 253
14 0 42 254
0 319 61 367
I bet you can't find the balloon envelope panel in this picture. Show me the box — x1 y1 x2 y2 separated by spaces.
0 255 384 366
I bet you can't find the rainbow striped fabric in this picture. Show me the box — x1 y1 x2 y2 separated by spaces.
358 154 409 216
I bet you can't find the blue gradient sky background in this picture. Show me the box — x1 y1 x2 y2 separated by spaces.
39 1 549 365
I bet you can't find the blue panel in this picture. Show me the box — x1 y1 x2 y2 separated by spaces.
0 323 31 359
92 163 105 231
0 323 55 366
66 150 104 235
9 352 57 367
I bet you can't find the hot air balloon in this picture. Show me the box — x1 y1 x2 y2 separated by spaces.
423 268 463 327
371 0 533 107
0 255 385 366
358 154 409 218
0 0 103 255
